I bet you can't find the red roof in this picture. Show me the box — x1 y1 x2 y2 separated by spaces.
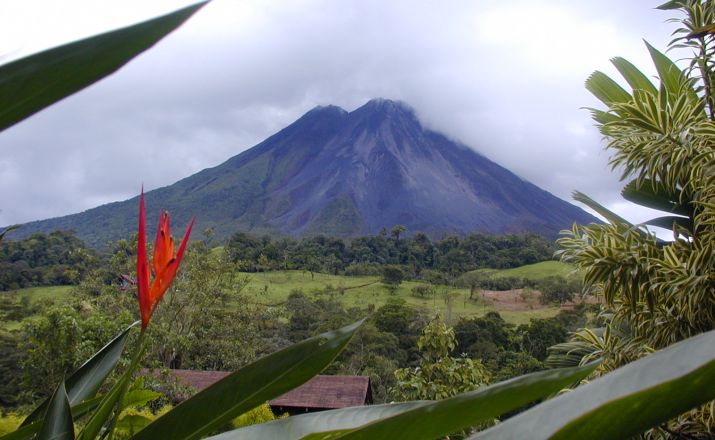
169 369 230 392
268 375 372 410
154 370 372 410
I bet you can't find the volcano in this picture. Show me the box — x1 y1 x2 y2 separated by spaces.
14 99 597 247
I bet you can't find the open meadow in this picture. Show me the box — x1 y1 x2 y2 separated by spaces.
240 269 567 325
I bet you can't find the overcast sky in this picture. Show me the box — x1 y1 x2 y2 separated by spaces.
0 0 682 230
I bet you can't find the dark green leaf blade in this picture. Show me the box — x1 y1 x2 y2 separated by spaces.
206 403 428 440
621 179 691 217
323 362 597 440
472 330 715 440
643 215 693 232
37 381 74 440
0 396 103 440
207 363 596 440
572 191 631 226
22 322 137 427
0 2 208 132
130 320 364 440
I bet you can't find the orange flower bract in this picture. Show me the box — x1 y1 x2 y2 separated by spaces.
137 190 194 331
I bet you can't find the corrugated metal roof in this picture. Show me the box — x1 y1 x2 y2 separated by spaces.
269 375 372 409
157 370 372 410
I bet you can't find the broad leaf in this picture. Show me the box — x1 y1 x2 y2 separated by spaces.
645 41 697 103
585 71 631 105
37 381 74 440
611 57 657 95
318 363 597 440
0 397 103 440
643 215 693 232
22 322 137 426
77 337 147 440
115 414 154 435
130 320 364 440
210 363 597 440
0 2 208 132
206 403 427 440
472 330 715 440
572 191 631 226
122 389 162 409
621 179 691 217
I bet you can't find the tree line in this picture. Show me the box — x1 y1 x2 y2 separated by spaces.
226 228 554 277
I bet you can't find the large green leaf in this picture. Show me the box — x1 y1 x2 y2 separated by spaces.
646 41 683 98
585 71 631 106
0 2 208 132
611 57 657 95
77 335 148 440
22 322 137 427
643 215 693 232
209 363 597 440
572 191 631 226
472 330 715 440
621 179 691 217
0 397 103 440
130 320 364 440
37 381 74 440
207 403 427 440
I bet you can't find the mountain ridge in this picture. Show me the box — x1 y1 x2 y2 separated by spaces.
10 99 597 248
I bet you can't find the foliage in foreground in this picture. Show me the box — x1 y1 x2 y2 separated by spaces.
554 0 715 436
0 1 713 439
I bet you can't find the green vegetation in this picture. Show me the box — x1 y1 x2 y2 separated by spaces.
1 1 713 439
239 270 563 324
0 231 98 291
226 230 555 276
485 261 575 280
550 1 715 436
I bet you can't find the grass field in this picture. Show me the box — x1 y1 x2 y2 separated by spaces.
240 270 563 324
0 262 570 330
1 285 74 330
467 261 578 280
2 285 73 303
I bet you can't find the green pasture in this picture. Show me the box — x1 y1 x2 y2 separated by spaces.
2 285 74 303
0 285 74 330
467 261 578 280
240 270 562 324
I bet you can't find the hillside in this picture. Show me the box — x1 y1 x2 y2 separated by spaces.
11 99 597 247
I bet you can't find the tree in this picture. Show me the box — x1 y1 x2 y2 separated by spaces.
391 319 490 401
536 276 579 305
390 224 407 241
380 264 404 294
554 1 715 435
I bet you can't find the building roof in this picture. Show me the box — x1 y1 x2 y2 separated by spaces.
159 370 372 410
268 375 372 410
169 369 230 392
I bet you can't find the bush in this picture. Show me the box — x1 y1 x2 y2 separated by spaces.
410 284 435 298
343 262 382 276
231 403 279 429
537 276 580 305
0 413 23 436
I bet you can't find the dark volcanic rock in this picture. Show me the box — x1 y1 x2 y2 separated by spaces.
13 99 597 247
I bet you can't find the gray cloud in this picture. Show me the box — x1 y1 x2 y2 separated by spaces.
0 0 679 228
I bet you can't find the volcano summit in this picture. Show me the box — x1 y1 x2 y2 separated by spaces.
16 99 596 246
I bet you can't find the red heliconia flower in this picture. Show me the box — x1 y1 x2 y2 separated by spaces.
137 190 194 331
